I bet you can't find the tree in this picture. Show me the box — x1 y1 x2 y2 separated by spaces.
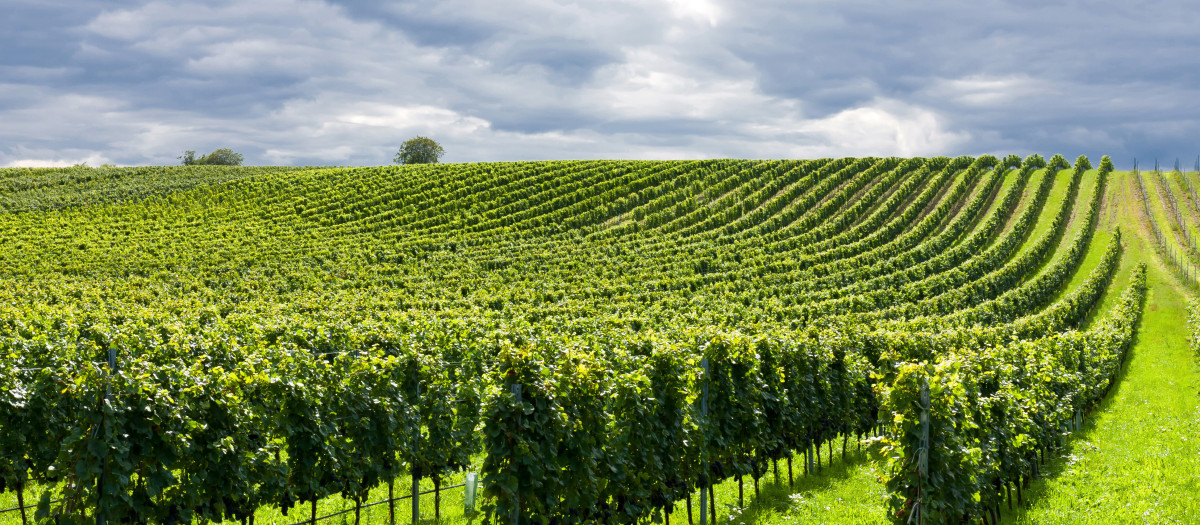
1099 155 1114 173
180 148 244 166
1074 154 1092 172
394 137 445 165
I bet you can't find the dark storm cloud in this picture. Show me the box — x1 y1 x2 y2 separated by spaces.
321 1 501 49
2 0 1198 167
715 0 1200 165
489 38 618 85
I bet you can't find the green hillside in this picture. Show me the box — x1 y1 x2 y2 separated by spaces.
0 157 1196 524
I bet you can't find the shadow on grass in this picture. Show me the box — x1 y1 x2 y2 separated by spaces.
671 441 884 524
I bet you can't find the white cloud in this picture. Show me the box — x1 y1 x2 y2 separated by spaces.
255 99 495 164
86 4 160 41
335 104 490 133
661 0 722 27
185 38 319 75
926 74 1055 107
798 99 969 157
5 152 112 168
593 47 773 121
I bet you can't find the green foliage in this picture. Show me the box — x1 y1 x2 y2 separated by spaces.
394 136 445 165
0 165 304 212
791 154 1068 323
1074 154 1093 172
0 155 1148 524
880 265 1146 524
180 148 245 166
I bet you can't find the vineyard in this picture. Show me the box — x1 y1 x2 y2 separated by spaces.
0 155 1197 524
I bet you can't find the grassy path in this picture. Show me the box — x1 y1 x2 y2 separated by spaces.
1007 262 1200 523
1005 172 1200 523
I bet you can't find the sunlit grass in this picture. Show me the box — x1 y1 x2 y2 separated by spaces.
1001 172 1200 524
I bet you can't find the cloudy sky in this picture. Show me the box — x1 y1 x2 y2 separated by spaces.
3 0 1199 167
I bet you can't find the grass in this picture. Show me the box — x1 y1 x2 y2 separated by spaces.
0 443 895 525
1143 170 1200 285
950 165 1023 242
1169 172 1200 256
1001 171 1200 524
0 470 479 525
1012 168 1075 258
1004 263 1200 523
659 443 890 525
999 168 1047 237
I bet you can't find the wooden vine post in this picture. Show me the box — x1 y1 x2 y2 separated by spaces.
686 492 693 525
787 454 793 487
389 479 395 525
698 359 709 525
413 382 421 525
16 482 26 525
96 346 116 525
913 380 930 525
511 383 522 525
